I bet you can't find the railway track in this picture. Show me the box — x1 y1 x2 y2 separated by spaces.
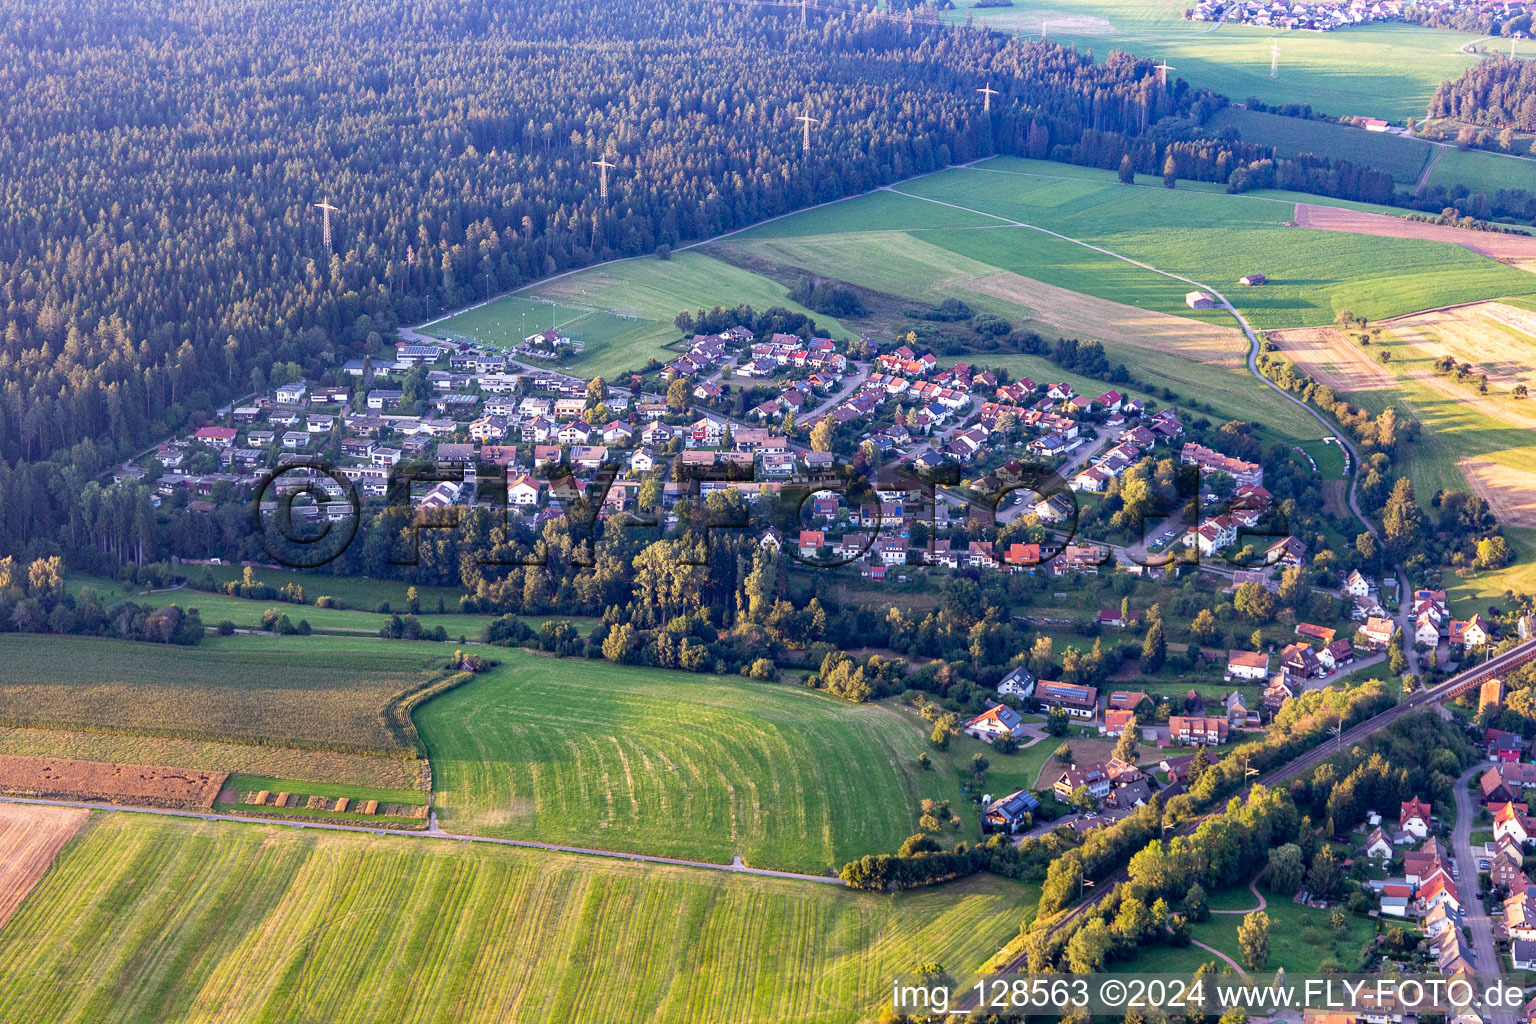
980 637 1536 980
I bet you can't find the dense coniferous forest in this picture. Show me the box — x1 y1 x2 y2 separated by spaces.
0 0 1218 558
1430 56 1536 131
3 0 1528 569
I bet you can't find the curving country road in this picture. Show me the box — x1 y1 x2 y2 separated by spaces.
883 181 1379 542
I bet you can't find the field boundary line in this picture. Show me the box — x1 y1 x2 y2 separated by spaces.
402 159 989 342
884 182 1378 538
0 795 847 886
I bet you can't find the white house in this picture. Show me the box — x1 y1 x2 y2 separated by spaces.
506 475 547 507
274 382 307 404
1226 650 1270 682
1400 797 1432 840
963 704 1028 743
1363 827 1393 859
996 666 1036 699
1345 570 1372 598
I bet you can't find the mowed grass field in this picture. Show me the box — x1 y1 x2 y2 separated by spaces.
1427 145 1536 193
945 0 1478 122
1207 107 1433 184
426 250 852 379
185 565 470 612
425 295 651 368
69 572 598 638
0 633 440 755
417 652 967 874
889 159 1536 329
0 814 1034 1024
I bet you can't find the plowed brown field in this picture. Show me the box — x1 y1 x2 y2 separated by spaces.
0 755 226 809
0 803 87 929
1294 204 1536 272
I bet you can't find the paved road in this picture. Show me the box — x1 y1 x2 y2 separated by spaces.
977 636 1536 983
1452 764 1505 995
0 795 844 886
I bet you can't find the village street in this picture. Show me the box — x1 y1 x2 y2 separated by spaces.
1452 762 1508 1022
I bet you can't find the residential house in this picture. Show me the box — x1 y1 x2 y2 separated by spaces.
1263 674 1296 714
1363 827 1393 859
1052 762 1111 802
1226 650 1269 682
982 789 1041 834
1483 768 1516 805
1320 638 1356 672
1400 797 1432 839
1036 681 1098 719
1361 616 1395 651
1280 642 1322 679
1488 729 1525 763
1509 892 1536 942
1492 838 1527 889
1495 801 1533 846
1345 569 1373 598
1100 709 1134 738
996 666 1036 700
963 704 1029 743
1168 716 1229 746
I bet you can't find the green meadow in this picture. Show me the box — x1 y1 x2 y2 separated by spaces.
945 0 1479 122
425 250 851 379
1427 145 1536 193
417 651 983 874
0 813 1035 1024
1207 107 1434 184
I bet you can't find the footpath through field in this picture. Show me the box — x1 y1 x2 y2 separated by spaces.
0 797 846 885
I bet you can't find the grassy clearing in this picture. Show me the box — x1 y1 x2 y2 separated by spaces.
1207 108 1433 184
1428 146 1536 193
946 0 1477 122
893 161 1536 329
70 572 596 638
0 727 424 791
448 251 854 378
427 295 644 355
0 814 1034 1024
0 633 441 755
1449 527 1536 617
417 651 973 874
1190 893 1378 973
719 223 1321 437
181 565 469 613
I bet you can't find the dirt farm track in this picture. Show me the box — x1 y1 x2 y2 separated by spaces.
0 803 86 929
1294 204 1536 272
